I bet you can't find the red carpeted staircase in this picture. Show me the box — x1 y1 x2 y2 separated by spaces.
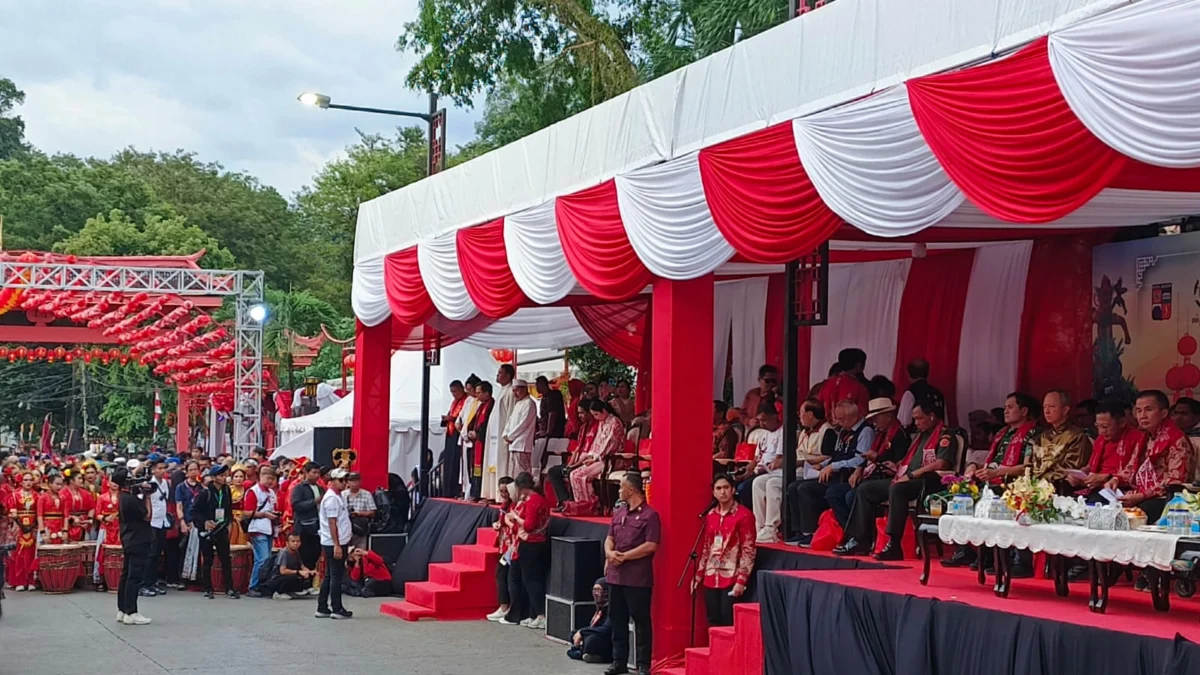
379 526 500 621
665 602 763 675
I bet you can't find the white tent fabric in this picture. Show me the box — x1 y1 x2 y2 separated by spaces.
417 231 479 321
503 201 576 305
353 0 1124 263
351 255 390 327
461 307 592 350
1049 0 1200 168
617 153 734 279
792 86 965 236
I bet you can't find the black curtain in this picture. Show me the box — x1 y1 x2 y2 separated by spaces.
390 499 498 594
759 572 1200 675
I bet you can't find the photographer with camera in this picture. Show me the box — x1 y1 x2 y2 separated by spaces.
114 468 154 626
192 464 239 600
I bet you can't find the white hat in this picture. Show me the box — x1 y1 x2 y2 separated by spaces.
329 468 349 480
126 459 142 471
114 457 127 465
864 397 898 419
512 379 529 388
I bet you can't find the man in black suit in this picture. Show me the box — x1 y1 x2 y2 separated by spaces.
192 464 239 599
290 461 325 589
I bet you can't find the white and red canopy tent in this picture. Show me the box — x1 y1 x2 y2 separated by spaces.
348 0 1199 664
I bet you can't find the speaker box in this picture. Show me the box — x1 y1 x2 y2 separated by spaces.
545 595 595 642
367 532 408 565
312 427 352 468
548 536 604 601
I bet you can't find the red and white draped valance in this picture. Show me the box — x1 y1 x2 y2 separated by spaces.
353 0 1200 330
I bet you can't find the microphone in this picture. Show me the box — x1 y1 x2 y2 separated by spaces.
697 498 718 519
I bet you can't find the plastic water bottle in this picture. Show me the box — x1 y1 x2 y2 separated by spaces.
1165 497 1189 534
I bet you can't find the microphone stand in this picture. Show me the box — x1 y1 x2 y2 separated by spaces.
676 504 714 648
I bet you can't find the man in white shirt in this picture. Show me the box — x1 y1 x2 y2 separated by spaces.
245 467 280 597
316 468 353 620
141 457 172 596
503 379 538 477
749 404 786 543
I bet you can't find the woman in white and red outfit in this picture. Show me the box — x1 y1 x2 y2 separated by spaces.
1106 390 1194 523
566 401 626 509
486 477 518 622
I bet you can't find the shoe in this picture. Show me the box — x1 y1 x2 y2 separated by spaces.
117 611 126 623
940 547 976 568
155 587 167 595
123 613 152 625
756 531 780 544
203 590 214 599
582 654 610 664
272 592 292 600
498 617 521 625
315 609 332 618
139 588 157 597
832 539 871 557
792 534 814 548
289 592 308 599
14 586 24 592
227 590 240 599
1134 574 1150 592
247 589 263 598
603 664 630 675
306 587 319 596
519 618 533 627
331 609 353 620
527 616 546 630
486 607 507 621
874 543 904 562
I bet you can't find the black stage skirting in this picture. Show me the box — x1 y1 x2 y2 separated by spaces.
759 572 1200 675
391 498 499 593
744 546 886 603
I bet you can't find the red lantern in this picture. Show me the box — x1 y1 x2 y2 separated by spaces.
53 346 66 359
119 355 129 365
64 354 74 363
1180 335 1198 358
72 347 83 358
47 357 55 364
0 347 8 359
108 348 120 360
490 349 514 363
26 355 34 363
1182 363 1200 390
1166 365 1186 391
343 353 356 370
90 347 103 359
14 346 27 359
34 347 47 359
83 354 92 364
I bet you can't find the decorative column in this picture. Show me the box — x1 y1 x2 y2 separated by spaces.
175 392 191 454
650 275 714 663
352 318 392 491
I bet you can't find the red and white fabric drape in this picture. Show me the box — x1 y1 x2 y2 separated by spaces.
354 0 1200 329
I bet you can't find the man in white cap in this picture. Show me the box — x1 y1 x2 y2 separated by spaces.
316 468 353 619
503 379 538 477
832 397 910 556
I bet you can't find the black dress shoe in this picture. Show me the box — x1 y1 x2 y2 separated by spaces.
874 543 904 562
940 546 976 568
227 590 240 599
603 664 629 675
791 533 814 548
204 590 214 599
832 538 871 556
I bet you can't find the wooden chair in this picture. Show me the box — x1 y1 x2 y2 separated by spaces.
602 437 653 513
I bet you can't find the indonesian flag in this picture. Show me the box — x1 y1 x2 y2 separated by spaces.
39 413 52 455
153 388 162 439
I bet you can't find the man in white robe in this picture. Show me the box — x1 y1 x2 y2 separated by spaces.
503 379 538 477
482 364 516 500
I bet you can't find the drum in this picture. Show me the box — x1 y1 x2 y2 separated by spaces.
230 544 251 593
38 544 83 594
77 544 97 590
102 545 124 593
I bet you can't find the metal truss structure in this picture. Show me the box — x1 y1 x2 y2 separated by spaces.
1 261 265 457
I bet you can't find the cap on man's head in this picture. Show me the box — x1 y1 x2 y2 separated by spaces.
346 471 361 481
208 464 229 477
329 468 349 480
513 379 529 388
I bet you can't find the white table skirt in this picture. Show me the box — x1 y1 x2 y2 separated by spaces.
938 516 1182 571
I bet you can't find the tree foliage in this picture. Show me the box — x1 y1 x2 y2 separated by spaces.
54 208 236 269
565 343 633 384
0 77 28 160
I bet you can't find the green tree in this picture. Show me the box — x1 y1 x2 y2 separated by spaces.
301 317 356 383
0 77 28 160
565 343 633 384
262 289 342 392
54 208 237 268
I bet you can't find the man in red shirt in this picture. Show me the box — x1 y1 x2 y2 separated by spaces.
347 545 392 597
693 474 756 627
1068 399 1143 500
818 349 870 416
501 472 550 630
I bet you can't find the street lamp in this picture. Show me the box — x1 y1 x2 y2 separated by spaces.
299 88 447 498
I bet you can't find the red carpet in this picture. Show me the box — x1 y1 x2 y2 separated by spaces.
784 563 1200 642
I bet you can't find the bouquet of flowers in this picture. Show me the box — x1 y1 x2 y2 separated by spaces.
1002 471 1059 524
942 474 981 500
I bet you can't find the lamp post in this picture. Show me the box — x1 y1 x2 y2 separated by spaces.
299 91 447 498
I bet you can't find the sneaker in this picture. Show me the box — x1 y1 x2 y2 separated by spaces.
486 607 507 621
519 618 533 627
331 609 353 620
139 588 157 597
117 611 126 623
315 610 331 619
791 534 814 548
203 590 214 599
227 590 240 599
603 665 630 675
582 654 610 664
272 592 292 601
527 616 546 630
306 587 319 596
247 589 263 598
498 617 521 625
123 613 152 625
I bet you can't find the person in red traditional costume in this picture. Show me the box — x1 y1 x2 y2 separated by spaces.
94 477 121 590
1106 390 1195 524
6 472 39 590
440 379 469 499
692 473 756 627
62 468 97 542
1068 399 1143 501
38 472 68 545
465 381 496 501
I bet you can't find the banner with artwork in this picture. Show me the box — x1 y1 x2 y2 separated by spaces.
1092 232 1200 403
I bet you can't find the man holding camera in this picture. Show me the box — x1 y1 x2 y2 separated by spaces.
114 468 153 626
192 464 239 599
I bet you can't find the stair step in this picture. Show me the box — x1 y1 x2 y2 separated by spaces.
452 543 500 569
707 626 737 674
733 604 763 675
476 526 499 548
684 647 711 675
379 600 436 621
659 668 687 675
429 561 491 587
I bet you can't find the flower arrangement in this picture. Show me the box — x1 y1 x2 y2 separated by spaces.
1052 494 1088 522
941 474 981 501
1002 471 1059 524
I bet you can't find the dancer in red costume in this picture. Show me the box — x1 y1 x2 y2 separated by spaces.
61 469 96 542
38 472 68 545
94 479 121 590
6 473 39 590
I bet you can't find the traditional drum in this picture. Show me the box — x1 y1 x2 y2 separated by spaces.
102 545 124 593
77 544 97 590
211 544 253 593
38 544 82 594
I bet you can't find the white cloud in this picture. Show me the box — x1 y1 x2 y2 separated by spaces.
0 0 481 197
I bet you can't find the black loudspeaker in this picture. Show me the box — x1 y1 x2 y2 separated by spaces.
367 533 408 565
548 536 604 602
545 595 595 642
312 427 352 468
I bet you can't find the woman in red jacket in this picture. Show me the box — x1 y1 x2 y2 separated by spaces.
346 546 392 597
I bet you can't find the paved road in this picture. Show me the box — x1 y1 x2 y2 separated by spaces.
0 589 600 675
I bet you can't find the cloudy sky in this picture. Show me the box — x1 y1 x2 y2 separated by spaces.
0 0 480 198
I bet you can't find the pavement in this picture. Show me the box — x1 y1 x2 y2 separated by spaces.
0 588 601 675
